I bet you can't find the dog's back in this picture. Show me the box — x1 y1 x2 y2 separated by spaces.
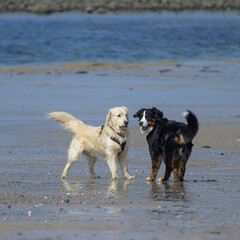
149 110 198 148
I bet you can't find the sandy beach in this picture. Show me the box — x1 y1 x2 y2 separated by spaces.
0 60 240 239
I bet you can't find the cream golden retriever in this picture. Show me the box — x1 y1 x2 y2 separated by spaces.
48 107 134 181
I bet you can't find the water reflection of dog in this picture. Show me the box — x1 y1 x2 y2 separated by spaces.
62 180 84 195
107 180 131 196
150 181 187 202
62 179 131 197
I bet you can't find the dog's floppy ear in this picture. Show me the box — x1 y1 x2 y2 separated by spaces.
133 109 143 118
152 107 163 120
106 108 113 123
122 106 128 114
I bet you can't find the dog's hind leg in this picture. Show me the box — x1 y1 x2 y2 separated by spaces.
118 151 135 180
158 165 173 183
173 168 179 180
177 158 186 182
158 140 176 183
177 142 193 181
157 152 173 183
86 155 99 179
172 155 180 181
61 139 82 180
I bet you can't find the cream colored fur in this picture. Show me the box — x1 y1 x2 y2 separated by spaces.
48 107 134 181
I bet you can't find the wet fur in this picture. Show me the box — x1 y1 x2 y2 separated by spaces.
133 107 198 182
48 107 134 180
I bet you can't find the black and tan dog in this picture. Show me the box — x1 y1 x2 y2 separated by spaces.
133 107 198 182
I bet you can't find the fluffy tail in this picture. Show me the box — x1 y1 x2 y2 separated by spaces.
48 112 83 133
183 110 199 138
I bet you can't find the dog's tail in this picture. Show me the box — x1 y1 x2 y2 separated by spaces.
48 112 83 133
183 110 199 138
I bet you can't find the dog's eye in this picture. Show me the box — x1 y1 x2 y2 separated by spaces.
117 114 121 117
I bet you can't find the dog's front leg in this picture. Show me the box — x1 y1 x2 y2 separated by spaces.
118 150 135 180
107 153 119 180
147 155 162 181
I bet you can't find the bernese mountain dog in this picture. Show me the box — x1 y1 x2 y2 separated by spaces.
133 107 198 182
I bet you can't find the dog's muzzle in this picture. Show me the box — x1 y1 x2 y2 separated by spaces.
139 121 148 131
121 120 129 128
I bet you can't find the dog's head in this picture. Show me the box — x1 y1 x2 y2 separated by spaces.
106 106 129 130
133 107 163 134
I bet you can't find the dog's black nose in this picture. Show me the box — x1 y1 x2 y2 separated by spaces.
124 120 129 126
139 121 143 127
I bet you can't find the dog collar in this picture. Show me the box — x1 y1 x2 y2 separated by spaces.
100 125 104 136
108 124 126 138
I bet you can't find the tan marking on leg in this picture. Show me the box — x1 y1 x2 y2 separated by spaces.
148 155 162 181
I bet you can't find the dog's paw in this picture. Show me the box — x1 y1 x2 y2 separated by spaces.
61 175 68 180
157 178 166 184
126 175 135 180
111 176 120 181
146 177 155 182
93 175 100 179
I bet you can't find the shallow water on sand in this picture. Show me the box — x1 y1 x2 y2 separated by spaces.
0 143 239 239
0 61 240 239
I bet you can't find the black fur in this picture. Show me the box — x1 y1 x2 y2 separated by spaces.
133 107 199 182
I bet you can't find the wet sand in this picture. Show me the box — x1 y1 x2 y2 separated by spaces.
0 61 180 74
0 60 240 239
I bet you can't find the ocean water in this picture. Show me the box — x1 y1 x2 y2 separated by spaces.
0 11 240 66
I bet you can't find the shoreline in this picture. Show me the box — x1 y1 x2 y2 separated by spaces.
0 61 180 74
1 59 240 74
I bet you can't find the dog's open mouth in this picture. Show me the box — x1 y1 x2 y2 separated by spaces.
141 126 148 131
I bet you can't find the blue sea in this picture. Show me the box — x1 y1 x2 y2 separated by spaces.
0 11 240 66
